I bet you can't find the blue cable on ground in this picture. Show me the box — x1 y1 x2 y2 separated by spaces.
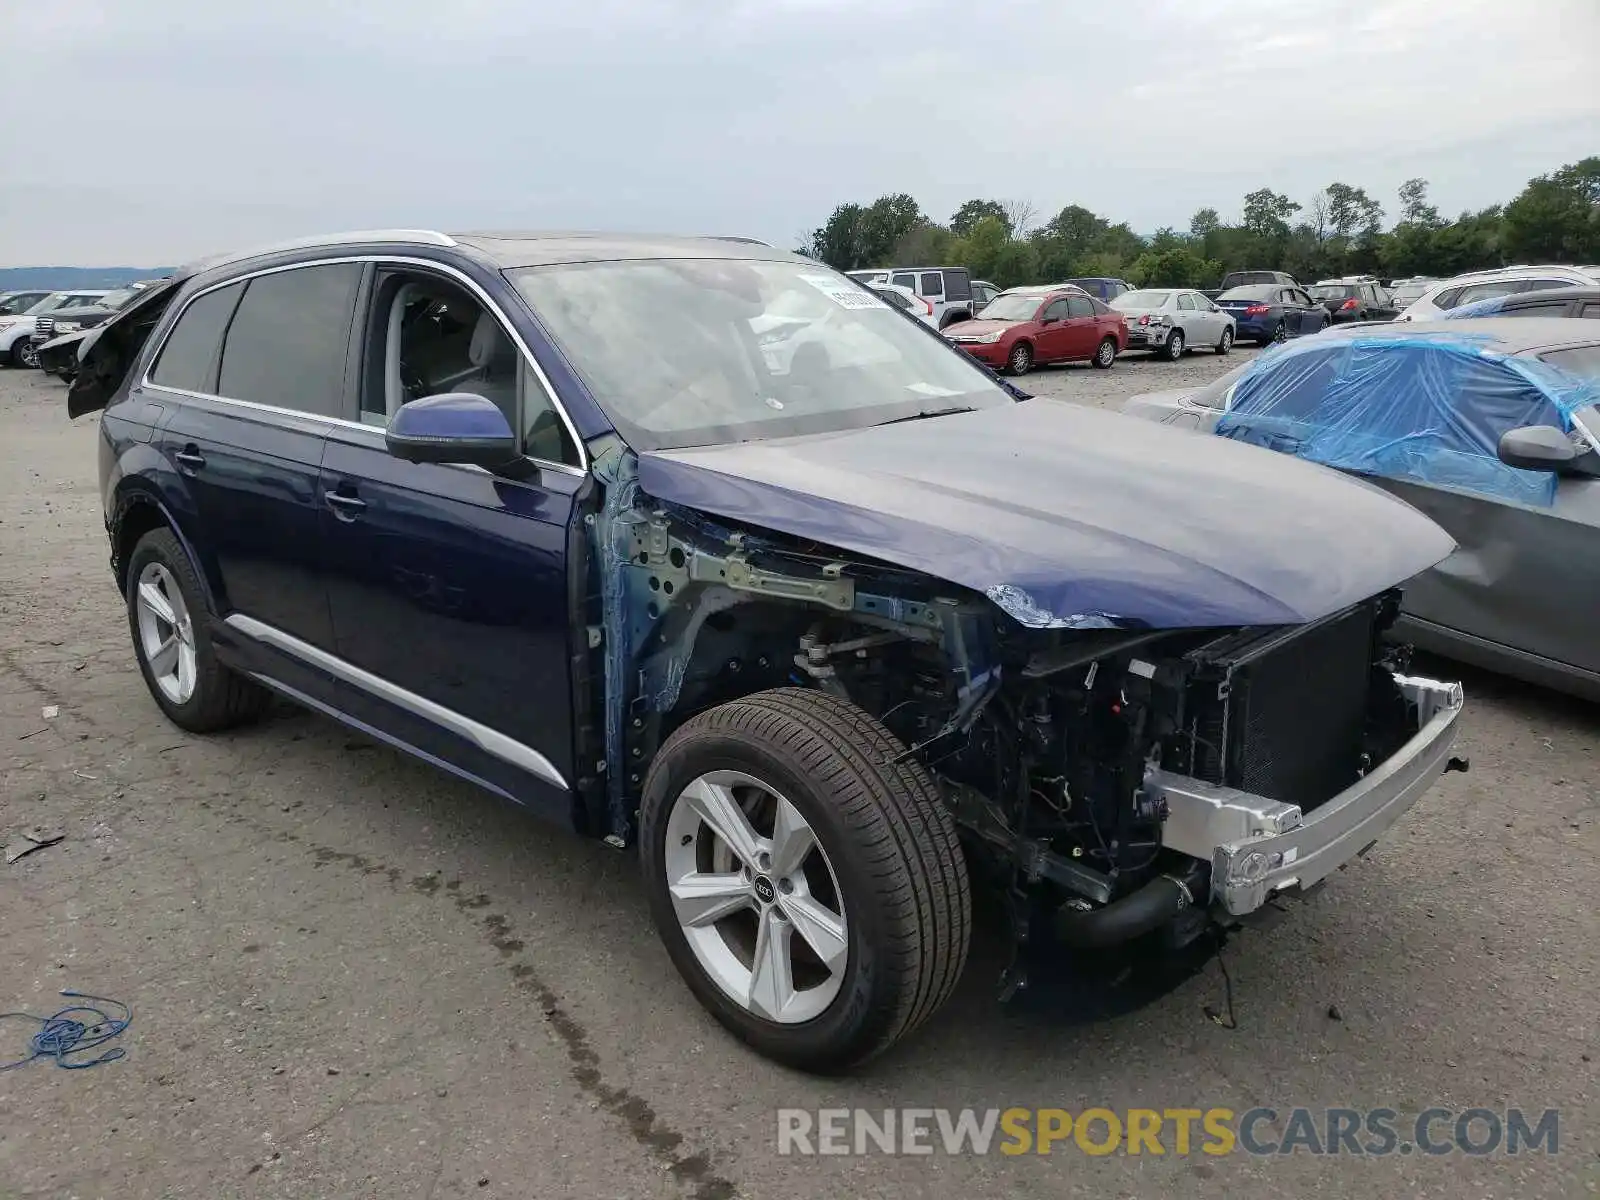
0 991 131 1071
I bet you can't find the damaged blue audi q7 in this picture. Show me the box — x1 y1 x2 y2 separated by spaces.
71 231 1467 1071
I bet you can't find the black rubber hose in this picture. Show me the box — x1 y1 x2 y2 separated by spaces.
1053 863 1208 949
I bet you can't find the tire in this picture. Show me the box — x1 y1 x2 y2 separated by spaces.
125 527 270 733
1091 337 1116 369
19 342 39 369
7 341 30 368
1272 321 1288 344
1006 341 1034 376
1215 327 1233 355
640 687 971 1072
1163 329 1185 361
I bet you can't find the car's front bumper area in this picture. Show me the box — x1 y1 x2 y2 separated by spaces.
947 340 1007 367
1146 672 1464 916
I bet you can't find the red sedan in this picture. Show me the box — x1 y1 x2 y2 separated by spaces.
943 286 1126 375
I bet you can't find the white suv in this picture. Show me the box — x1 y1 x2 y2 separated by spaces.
844 268 997 327
0 290 111 366
1395 265 1600 322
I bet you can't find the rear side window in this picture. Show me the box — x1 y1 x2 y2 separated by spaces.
150 283 245 393
1449 281 1523 308
943 270 971 301
218 263 361 417
920 272 944 297
1521 279 1571 294
1501 302 1570 318
1580 303 1600 319
1067 296 1096 317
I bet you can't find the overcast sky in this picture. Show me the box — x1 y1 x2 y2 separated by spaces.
1 0 1596 266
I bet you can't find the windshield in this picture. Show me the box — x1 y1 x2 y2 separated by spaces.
1391 283 1429 306
1111 290 1171 310
975 293 1045 321
25 292 71 314
1309 285 1357 300
509 258 1012 450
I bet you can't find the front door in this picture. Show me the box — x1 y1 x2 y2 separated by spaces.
1064 295 1101 358
1035 297 1073 361
318 264 585 818
145 263 362 697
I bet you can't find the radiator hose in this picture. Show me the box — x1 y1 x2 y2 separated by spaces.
1053 862 1209 949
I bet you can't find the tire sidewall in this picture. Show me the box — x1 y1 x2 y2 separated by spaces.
125 529 220 727
640 727 894 1065
1218 328 1233 354
1166 330 1184 360
1007 342 1032 375
1094 338 1115 368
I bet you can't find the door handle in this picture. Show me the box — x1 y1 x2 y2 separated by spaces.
325 490 367 520
173 446 206 472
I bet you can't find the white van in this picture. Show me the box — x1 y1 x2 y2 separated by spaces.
845 267 997 327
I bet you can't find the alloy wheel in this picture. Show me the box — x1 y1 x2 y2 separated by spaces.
1096 339 1115 367
134 561 198 705
1273 322 1288 343
1219 328 1233 354
19 343 38 368
663 770 848 1024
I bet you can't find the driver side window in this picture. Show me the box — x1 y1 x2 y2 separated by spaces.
361 269 578 466
1042 299 1070 322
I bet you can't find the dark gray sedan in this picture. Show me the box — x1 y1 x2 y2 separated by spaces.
1121 320 1600 699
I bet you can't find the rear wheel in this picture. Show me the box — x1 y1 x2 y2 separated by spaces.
1006 341 1034 376
18 341 39 368
1215 327 1233 355
126 528 270 732
1163 329 1185 361
640 688 971 1072
1091 337 1117 369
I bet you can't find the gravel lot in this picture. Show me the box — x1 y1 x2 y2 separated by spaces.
1 355 1595 1200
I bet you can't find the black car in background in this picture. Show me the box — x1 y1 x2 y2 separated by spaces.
1309 278 1400 324
29 280 168 377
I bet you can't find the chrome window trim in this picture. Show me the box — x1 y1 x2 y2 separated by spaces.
139 253 588 476
226 614 570 792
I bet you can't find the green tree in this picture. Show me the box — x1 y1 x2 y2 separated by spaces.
1397 178 1442 228
1241 189 1302 239
949 216 1037 288
1189 207 1221 238
950 199 1009 237
1128 246 1219 288
1502 157 1600 262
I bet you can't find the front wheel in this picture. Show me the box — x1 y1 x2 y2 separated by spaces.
1091 337 1117 369
1163 329 1185 361
640 688 971 1072
1215 327 1234 355
1006 341 1034 376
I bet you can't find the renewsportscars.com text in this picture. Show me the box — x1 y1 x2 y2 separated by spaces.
776 1106 1560 1157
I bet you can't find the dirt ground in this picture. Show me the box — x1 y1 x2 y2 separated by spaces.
1 353 1595 1199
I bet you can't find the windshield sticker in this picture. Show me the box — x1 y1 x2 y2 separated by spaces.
800 274 889 310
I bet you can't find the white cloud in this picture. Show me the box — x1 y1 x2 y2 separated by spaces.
1 0 1596 264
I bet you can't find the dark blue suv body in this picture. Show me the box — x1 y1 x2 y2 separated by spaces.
72 230 1460 1071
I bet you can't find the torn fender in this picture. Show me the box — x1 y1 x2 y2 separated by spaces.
639 400 1456 630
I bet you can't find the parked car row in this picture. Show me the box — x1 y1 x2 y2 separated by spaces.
1394 264 1600 321
0 289 113 366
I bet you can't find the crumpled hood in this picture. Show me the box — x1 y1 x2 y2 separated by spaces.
639 401 1456 630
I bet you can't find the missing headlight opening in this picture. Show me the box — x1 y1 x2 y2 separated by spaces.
586 450 1462 987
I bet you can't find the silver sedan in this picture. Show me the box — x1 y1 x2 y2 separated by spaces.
1109 288 1236 361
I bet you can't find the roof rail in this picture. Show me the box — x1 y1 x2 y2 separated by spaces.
198 229 457 269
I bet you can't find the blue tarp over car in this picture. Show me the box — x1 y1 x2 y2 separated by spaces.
1214 329 1600 507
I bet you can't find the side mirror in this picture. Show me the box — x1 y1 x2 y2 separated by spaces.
1040 315 1059 326
386 393 519 467
1497 425 1581 472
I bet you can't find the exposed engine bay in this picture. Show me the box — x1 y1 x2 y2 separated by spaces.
584 461 1440 961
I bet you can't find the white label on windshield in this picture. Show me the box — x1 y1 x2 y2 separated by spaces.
800 274 889 310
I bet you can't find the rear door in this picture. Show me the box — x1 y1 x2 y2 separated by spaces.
316 262 583 817
151 262 361 694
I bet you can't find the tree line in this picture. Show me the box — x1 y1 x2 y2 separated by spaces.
796 157 1600 290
